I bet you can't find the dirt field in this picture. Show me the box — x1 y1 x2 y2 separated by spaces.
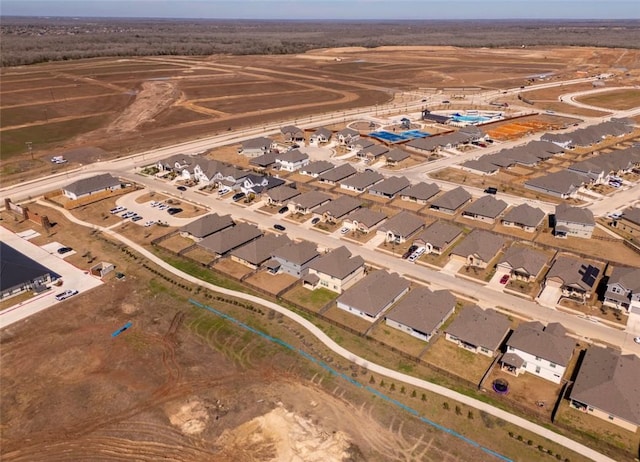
575 88 640 110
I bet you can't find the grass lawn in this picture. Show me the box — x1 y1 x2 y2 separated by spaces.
157 233 194 254
577 89 640 110
422 336 493 384
245 270 298 295
368 323 428 357
282 285 337 312
212 258 254 280
322 304 372 334
181 246 216 265
68 196 124 227
0 290 39 311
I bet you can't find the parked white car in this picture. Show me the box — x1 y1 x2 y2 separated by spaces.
55 289 78 301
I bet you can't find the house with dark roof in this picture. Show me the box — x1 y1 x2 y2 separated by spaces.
0 242 57 300
265 185 300 206
603 266 640 314
385 148 411 166
385 287 456 342
62 173 122 200
230 234 291 269
305 246 365 293
275 149 309 172
569 347 640 432
368 176 411 199
524 170 585 199
377 211 425 244
288 191 332 215
299 160 335 178
240 174 285 195
156 154 195 174
197 223 262 256
310 127 332 145
357 145 389 163
336 127 360 146
400 182 440 204
554 203 595 239
501 204 546 233
349 138 376 152
445 306 511 357
615 207 640 236
500 322 574 384
179 213 235 241
249 151 279 170
542 254 604 303
337 271 410 321
340 171 384 193
318 164 357 185
280 125 305 143
497 245 549 282
461 195 508 224
343 208 387 233
239 137 274 157
270 240 319 277
413 221 463 255
429 186 472 214
314 196 362 224
449 230 505 269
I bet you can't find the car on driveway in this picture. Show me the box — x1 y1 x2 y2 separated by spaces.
55 289 78 301
232 192 246 202
278 206 289 214
402 245 418 259
634 336 640 344
177 186 187 191
340 227 350 235
311 217 320 225
274 224 286 231
57 246 73 255
499 274 510 284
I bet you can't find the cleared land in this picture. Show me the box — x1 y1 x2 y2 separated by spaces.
576 88 640 110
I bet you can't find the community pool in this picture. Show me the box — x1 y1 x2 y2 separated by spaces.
450 111 503 125
369 130 431 143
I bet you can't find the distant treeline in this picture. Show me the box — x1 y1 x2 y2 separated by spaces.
2 17 639 67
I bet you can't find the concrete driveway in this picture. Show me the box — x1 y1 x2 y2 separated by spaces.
537 285 562 308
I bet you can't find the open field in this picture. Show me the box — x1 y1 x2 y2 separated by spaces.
576 88 640 110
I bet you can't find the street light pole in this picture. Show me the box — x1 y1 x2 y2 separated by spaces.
25 141 33 160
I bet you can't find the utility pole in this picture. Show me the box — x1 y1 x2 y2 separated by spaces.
25 141 33 160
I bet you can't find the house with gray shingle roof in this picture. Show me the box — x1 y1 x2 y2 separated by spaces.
543 254 604 303
524 170 585 199
349 138 376 152
450 230 506 269
62 173 122 200
357 144 389 162
344 208 387 233
305 246 365 293
340 171 384 193
385 148 410 166
280 125 305 143
275 149 309 172
270 240 319 277
230 234 291 269
318 163 357 185
300 160 335 178
288 191 332 214
385 287 456 342
429 186 472 214
249 151 279 170
461 195 508 223
310 127 332 145
603 266 640 313
179 213 235 241
445 306 511 357
197 223 262 256
501 321 574 384
314 196 362 223
617 206 640 236
569 347 640 432
497 245 549 282
400 182 440 204
377 211 425 244
554 203 595 239
239 137 274 157
265 185 300 206
413 221 463 255
368 176 411 199
336 127 360 146
501 203 546 232
337 270 410 321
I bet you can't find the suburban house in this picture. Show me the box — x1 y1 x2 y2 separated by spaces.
0 242 57 300
280 125 305 143
265 185 300 206
462 140 565 175
413 221 463 255
269 240 319 277
615 207 640 235
299 160 335 178
336 270 410 321
239 137 274 157
156 154 194 174
190 159 248 187
343 208 387 233
449 230 505 269
543 254 604 304
339 171 384 193
249 151 279 170
368 176 411 199
385 148 411 166
385 287 456 342
400 182 440 204
541 119 634 149
554 203 595 239
497 245 549 282
357 145 389 163
274 149 309 172
304 246 365 293
179 213 235 241
318 163 357 185
310 127 332 145
62 173 122 200
240 174 285 195
569 347 640 432
288 191 332 215
524 170 585 199
500 321 574 384
429 186 472 214
349 138 376 152
377 211 425 244
313 196 362 224
461 195 508 224
230 234 291 269
501 203 546 233
445 306 511 357
603 266 640 314
197 223 262 257
336 127 360 146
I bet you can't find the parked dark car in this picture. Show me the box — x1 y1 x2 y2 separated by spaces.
278 206 289 214
402 245 418 259
167 207 183 215
274 224 286 231
177 186 187 191
57 247 73 254
311 217 320 225
484 187 498 195
232 192 246 202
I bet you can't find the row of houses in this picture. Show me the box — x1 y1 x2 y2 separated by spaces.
406 125 487 154
541 118 634 149
461 140 565 175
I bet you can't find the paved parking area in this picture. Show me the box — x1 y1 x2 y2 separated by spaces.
114 189 198 227
41 241 77 258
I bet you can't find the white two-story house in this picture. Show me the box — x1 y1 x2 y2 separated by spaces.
603 266 640 314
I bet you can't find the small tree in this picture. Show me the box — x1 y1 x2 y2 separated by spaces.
400 386 406 394
369 375 375 384
467 411 474 419
411 390 417 398
455 405 462 415
421 393 426 401
390 383 396 392
442 402 450 410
